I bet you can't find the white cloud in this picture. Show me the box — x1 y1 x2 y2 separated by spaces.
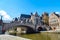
0 10 12 20
55 12 60 14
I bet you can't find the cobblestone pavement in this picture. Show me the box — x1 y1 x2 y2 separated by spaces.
0 34 31 40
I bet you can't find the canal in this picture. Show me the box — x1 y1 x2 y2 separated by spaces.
19 32 60 40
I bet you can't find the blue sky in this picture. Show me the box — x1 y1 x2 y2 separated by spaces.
0 0 60 20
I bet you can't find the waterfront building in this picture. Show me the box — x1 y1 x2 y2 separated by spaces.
30 12 42 25
42 12 49 26
49 12 60 30
30 12 39 25
20 14 31 23
3 12 51 34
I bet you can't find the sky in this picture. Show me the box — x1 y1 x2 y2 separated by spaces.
0 0 60 20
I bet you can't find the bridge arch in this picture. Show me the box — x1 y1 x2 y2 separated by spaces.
13 25 36 34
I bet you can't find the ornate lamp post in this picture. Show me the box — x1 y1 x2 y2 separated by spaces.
0 15 3 34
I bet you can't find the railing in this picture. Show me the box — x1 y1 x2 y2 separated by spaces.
4 21 35 30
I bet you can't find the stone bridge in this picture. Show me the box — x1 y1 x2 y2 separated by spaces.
3 21 50 33
4 21 37 31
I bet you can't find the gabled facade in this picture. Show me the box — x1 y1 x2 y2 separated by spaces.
49 12 60 30
42 12 49 26
30 12 42 25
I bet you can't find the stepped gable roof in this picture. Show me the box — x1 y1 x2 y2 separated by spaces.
34 12 39 17
20 14 31 18
42 12 49 16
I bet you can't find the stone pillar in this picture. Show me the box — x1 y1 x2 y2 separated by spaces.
16 27 21 36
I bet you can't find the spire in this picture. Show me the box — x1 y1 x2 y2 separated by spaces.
34 12 38 17
0 15 3 21
31 12 33 15
1 16 2 21
0 15 3 25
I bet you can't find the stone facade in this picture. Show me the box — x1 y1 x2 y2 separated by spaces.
3 12 51 34
30 12 42 25
49 12 60 30
17 27 27 34
42 12 49 25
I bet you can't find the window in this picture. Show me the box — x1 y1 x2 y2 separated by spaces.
50 19 58 23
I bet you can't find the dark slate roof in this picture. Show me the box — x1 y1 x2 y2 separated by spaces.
53 12 60 17
42 12 49 16
20 14 31 18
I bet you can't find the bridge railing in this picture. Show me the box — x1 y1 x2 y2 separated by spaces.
4 21 35 30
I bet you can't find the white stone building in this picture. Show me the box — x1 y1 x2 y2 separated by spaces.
49 12 60 30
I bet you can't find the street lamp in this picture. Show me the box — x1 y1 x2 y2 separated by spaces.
0 15 3 34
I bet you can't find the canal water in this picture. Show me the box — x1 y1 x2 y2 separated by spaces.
19 32 60 40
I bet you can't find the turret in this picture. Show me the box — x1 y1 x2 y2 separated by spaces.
31 12 33 15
